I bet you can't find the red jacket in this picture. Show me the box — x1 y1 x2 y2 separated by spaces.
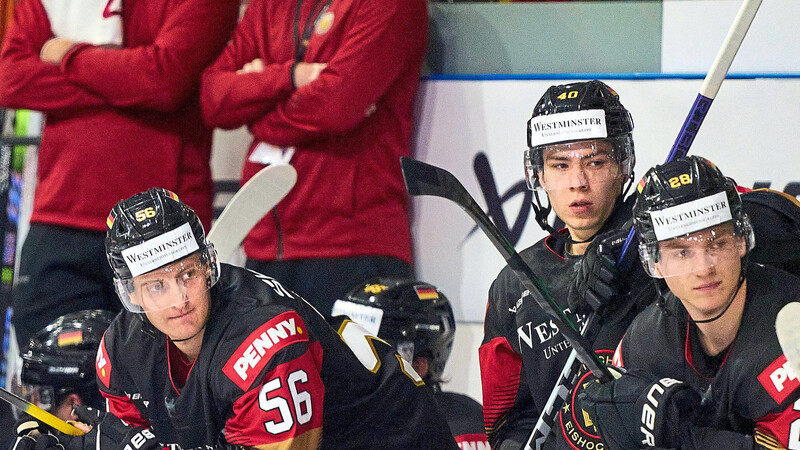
201 0 427 263
0 0 239 231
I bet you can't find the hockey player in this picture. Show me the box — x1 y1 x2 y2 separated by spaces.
334 278 490 449
579 156 800 449
12 188 457 449
15 309 113 421
480 80 657 449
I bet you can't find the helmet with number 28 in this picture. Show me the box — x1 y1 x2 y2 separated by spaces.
632 155 754 278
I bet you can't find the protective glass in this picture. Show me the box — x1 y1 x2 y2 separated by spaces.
395 341 415 364
114 255 213 313
639 225 747 278
20 383 55 412
524 139 631 192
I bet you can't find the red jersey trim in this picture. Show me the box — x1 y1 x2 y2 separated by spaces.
95 333 112 389
479 337 522 432
102 391 150 429
755 398 800 449
612 335 625 367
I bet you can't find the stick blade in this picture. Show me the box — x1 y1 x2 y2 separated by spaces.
0 387 83 435
777 302 800 372
400 157 465 203
208 164 297 263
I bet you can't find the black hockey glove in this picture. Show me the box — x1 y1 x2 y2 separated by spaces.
12 419 64 450
20 405 165 450
568 228 629 316
578 369 702 450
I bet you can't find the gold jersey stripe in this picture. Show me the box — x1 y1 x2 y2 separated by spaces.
251 426 322 450
754 428 786 450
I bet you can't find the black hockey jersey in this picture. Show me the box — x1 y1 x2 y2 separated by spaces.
480 196 657 450
615 263 800 449
740 188 800 278
96 264 458 449
437 391 490 449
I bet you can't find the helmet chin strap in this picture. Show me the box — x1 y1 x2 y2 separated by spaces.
531 190 558 235
171 321 208 343
567 235 594 245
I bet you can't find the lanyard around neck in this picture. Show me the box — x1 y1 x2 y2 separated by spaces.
293 0 335 62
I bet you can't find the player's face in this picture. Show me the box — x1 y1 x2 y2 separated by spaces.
134 253 212 341
540 140 625 241
659 223 747 320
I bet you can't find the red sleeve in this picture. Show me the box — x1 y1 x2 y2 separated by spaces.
756 398 800 449
247 0 427 147
102 391 151 429
224 345 325 448
0 0 106 113
200 0 295 129
58 0 238 112
479 337 522 441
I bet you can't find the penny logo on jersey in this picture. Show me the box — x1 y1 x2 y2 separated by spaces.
559 349 613 450
95 335 112 389
223 311 309 390
757 353 799 404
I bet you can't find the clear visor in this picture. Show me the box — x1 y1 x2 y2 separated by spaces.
114 255 213 313
20 383 55 412
639 225 748 278
524 139 631 192
395 341 415 364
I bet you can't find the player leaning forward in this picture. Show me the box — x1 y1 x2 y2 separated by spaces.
23 188 458 448
580 157 800 449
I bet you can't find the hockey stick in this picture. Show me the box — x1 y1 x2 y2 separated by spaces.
777 302 800 373
0 166 296 437
206 164 297 264
619 0 763 258
527 1 764 448
400 157 612 382
0 386 83 436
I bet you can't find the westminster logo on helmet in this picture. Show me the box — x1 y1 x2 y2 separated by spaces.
120 223 199 277
649 191 732 241
528 109 607 147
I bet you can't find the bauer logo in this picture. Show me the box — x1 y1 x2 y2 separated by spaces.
121 223 199 277
96 335 112 388
640 378 684 446
528 109 606 147
223 312 308 390
758 354 799 404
